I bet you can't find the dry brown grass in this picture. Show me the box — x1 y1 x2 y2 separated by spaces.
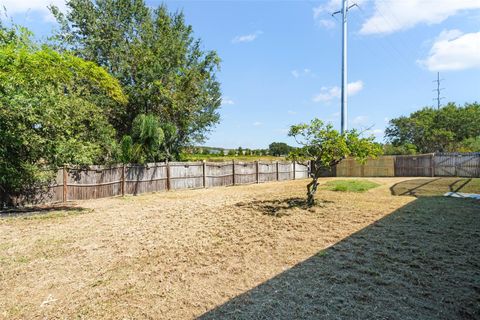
0 178 478 319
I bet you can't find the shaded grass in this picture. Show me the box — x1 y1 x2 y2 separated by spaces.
200 196 480 320
322 179 380 192
1 207 89 221
391 178 480 196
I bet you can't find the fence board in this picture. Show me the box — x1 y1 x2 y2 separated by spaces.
295 162 310 179
394 154 434 177
169 162 204 190
205 162 233 188
234 161 257 185
434 153 480 177
125 163 167 195
68 165 123 200
336 156 395 177
258 162 277 182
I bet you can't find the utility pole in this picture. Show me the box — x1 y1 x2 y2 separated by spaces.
333 0 357 134
433 72 445 109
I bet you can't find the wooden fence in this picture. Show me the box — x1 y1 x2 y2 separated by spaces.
2 153 479 206
336 156 395 177
32 161 310 203
334 153 480 178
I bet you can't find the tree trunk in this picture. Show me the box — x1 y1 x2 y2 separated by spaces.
306 177 319 207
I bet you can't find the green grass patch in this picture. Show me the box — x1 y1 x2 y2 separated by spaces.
323 180 380 192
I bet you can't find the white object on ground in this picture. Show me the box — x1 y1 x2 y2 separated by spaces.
444 192 480 200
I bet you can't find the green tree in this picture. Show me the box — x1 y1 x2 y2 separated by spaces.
0 25 126 206
50 1 222 157
119 114 164 163
289 119 382 206
269 142 293 156
385 102 480 153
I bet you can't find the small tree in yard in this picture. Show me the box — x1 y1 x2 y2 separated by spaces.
288 119 382 206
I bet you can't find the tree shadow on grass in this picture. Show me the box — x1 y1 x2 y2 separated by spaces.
199 197 480 320
0 204 87 219
235 197 333 217
390 178 478 197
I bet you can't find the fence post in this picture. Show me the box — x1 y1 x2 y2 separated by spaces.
121 164 126 196
431 153 435 177
255 160 259 183
232 160 236 186
202 160 206 188
293 161 296 180
166 161 171 191
276 161 279 181
62 165 67 203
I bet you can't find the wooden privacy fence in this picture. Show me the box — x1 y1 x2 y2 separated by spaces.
334 152 480 178
3 153 479 205
40 161 309 203
336 156 395 177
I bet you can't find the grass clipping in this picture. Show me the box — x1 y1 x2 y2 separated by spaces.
322 179 380 192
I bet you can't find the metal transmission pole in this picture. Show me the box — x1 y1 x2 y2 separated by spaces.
333 1 357 134
433 72 445 109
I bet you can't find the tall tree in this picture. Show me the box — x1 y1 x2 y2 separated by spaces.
50 0 222 157
289 119 382 206
269 142 293 156
0 25 127 206
385 102 480 153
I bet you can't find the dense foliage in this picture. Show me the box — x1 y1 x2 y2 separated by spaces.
289 119 382 206
385 102 480 153
50 0 222 154
0 24 126 205
268 142 294 156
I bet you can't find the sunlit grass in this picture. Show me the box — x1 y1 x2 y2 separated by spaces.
323 180 380 192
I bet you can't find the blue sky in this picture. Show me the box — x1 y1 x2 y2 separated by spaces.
3 0 480 148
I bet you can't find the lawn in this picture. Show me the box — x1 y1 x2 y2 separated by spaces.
322 179 380 192
1 178 479 319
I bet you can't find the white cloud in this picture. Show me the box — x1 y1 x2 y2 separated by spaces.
365 128 384 136
253 121 262 126
232 31 263 44
352 115 369 125
313 86 341 102
287 110 297 115
418 30 480 71
312 80 364 103
317 19 336 29
360 0 480 35
2 0 66 21
291 68 313 78
221 97 235 106
347 80 364 95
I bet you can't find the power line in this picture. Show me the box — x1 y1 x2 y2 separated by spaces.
433 72 445 109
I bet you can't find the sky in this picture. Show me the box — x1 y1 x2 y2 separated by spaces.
2 0 480 149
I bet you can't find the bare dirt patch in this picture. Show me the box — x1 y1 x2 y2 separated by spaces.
0 178 478 319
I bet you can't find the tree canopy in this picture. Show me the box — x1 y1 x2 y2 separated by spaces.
385 102 480 153
50 0 222 153
268 142 294 156
289 119 382 206
0 24 126 205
